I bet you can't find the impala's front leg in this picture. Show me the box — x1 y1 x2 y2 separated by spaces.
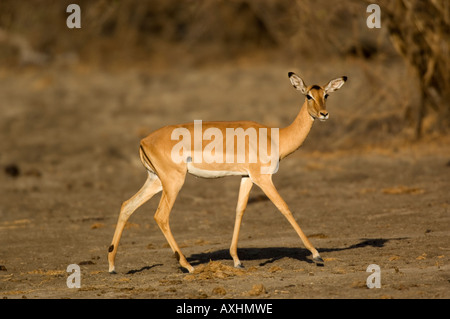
230 177 253 268
253 174 323 264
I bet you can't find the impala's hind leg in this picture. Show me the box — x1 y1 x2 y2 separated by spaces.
153 171 193 272
108 172 162 273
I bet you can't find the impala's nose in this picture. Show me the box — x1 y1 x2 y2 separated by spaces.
319 111 329 120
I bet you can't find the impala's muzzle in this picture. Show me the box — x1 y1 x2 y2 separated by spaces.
318 110 329 121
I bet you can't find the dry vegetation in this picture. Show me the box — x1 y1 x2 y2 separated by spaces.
380 0 449 137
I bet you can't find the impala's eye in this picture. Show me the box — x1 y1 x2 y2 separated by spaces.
306 95 313 100
324 94 329 99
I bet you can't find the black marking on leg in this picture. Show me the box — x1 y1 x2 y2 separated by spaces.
108 244 114 253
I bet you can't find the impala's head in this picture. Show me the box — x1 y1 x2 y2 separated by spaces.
288 72 347 121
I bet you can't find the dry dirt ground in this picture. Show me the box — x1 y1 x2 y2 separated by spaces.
0 62 449 299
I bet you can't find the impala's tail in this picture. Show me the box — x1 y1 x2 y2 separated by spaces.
139 144 157 173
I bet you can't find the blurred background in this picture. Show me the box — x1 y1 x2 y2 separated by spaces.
0 0 448 180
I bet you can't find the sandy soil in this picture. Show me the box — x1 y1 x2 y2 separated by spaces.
0 63 449 299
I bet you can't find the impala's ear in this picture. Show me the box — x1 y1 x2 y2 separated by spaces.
324 76 347 93
288 72 307 94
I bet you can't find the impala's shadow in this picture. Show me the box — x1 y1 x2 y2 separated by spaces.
187 237 407 267
126 264 163 274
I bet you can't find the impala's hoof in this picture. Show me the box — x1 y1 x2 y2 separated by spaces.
184 265 195 273
235 263 245 269
108 264 117 274
313 256 324 264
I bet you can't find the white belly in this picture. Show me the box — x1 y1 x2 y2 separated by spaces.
187 163 246 179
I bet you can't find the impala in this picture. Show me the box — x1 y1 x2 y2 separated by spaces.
108 72 347 273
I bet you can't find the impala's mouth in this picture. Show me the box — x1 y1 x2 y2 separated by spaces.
310 114 329 122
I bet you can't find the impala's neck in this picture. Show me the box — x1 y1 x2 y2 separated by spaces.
279 101 314 159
